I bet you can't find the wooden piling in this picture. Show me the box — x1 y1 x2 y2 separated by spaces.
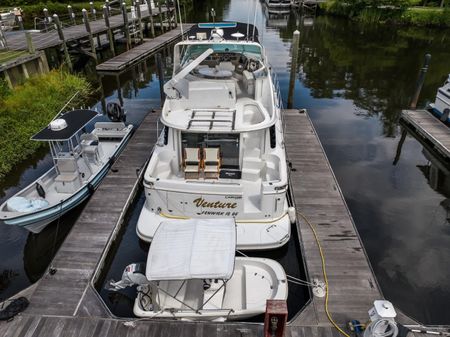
53 14 73 71
173 0 178 28
121 2 132 50
90 2 97 20
0 25 7 49
82 9 98 63
157 0 165 33
146 0 155 37
14 8 24 31
25 32 35 54
287 30 300 109
156 52 165 104
43 8 50 31
166 0 172 30
135 0 144 43
103 6 116 56
410 54 431 109
68 5 76 25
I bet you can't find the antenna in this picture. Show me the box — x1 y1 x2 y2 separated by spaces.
246 0 250 41
251 0 258 41
176 0 184 39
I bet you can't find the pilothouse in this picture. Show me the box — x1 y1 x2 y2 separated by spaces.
137 22 295 250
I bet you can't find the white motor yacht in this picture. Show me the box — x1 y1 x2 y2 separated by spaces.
429 74 450 123
0 109 133 233
136 22 294 250
109 219 288 321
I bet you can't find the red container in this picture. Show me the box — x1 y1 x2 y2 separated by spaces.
264 300 288 337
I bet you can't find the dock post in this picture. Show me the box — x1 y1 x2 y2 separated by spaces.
135 0 144 43
157 0 165 32
43 8 50 31
156 53 165 104
103 6 116 56
82 9 98 63
121 2 132 50
53 14 73 71
165 0 172 30
146 0 155 37
0 25 7 49
105 0 111 15
25 32 35 54
410 54 431 109
68 5 76 25
287 30 300 109
14 8 24 30
90 2 97 20
173 0 178 28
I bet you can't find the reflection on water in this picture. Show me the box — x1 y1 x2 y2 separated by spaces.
0 0 449 324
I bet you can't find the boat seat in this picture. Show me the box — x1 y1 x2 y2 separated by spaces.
184 147 200 179
55 158 82 193
203 148 221 179
81 133 102 164
202 279 225 310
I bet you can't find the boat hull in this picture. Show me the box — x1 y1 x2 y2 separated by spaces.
136 204 291 250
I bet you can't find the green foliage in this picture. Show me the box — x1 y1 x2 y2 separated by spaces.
400 7 450 26
322 0 450 26
0 70 92 178
0 78 10 100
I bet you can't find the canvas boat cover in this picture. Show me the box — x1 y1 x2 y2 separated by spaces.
146 219 236 281
32 109 98 141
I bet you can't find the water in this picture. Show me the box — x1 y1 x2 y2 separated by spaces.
1 0 450 324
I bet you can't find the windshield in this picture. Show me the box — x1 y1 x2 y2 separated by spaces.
180 44 262 67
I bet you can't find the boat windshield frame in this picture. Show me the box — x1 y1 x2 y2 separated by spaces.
174 42 264 71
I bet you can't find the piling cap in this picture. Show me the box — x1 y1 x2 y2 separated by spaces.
373 300 397 318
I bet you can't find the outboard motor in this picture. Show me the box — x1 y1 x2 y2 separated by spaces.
107 263 148 291
106 102 126 122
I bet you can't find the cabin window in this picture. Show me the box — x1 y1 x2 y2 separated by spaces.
181 132 240 169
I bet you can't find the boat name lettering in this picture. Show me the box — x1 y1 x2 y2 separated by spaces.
193 197 237 209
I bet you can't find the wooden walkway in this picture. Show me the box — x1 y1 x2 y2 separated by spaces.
401 109 450 159
0 108 434 336
4 7 171 51
96 24 194 72
284 110 381 326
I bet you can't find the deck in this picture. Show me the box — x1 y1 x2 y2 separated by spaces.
401 109 450 159
96 24 194 72
4 7 171 51
0 108 432 336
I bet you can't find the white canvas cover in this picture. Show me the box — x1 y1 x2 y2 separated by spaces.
146 218 236 281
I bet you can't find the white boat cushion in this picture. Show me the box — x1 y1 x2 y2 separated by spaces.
7 196 49 213
146 219 236 281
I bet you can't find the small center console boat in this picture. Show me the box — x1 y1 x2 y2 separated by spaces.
0 109 133 233
429 74 450 124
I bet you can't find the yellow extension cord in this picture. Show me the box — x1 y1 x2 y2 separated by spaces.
297 211 352 337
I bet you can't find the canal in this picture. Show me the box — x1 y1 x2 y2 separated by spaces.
1 0 450 325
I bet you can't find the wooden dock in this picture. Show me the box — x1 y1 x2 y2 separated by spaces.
96 24 194 72
4 7 171 51
401 109 450 159
0 108 435 336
